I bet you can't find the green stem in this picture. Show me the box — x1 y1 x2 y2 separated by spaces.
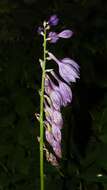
40 28 47 190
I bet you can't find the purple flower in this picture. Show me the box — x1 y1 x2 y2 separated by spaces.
48 15 59 26
52 123 61 142
51 71 72 106
52 140 62 158
45 127 62 158
58 30 73 38
48 52 79 84
52 109 63 128
48 30 73 43
48 32 59 43
45 75 63 110
45 104 63 128
50 90 62 110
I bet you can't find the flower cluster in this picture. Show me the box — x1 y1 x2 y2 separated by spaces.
37 15 79 166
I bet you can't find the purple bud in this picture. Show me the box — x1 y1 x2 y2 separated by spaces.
58 30 73 39
48 32 59 43
48 15 59 26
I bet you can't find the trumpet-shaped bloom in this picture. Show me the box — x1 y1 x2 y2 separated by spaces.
51 71 72 106
45 127 62 158
50 90 62 110
48 30 73 43
48 52 79 83
58 82 72 106
45 75 63 110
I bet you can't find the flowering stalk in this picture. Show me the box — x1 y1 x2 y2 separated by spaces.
39 23 47 190
36 14 80 190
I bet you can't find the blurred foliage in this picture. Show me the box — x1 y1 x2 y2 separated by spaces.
0 0 107 189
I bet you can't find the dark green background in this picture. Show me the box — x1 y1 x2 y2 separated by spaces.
0 0 107 189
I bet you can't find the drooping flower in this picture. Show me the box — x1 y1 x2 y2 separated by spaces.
50 90 62 110
45 125 62 158
52 140 62 158
48 29 73 43
45 128 55 146
45 75 63 110
48 15 59 26
48 52 79 84
51 71 72 106
48 32 59 43
45 104 63 128
52 123 61 142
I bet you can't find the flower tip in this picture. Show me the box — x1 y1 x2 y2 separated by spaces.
48 14 59 26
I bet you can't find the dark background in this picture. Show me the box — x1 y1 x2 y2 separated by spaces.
0 0 107 189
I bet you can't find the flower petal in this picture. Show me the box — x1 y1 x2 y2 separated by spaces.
61 58 79 71
52 124 61 142
52 140 62 158
58 30 73 38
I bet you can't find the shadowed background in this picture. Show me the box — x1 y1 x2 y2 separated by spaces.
0 0 107 189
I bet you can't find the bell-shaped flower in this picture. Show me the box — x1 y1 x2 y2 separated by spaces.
45 129 55 146
50 90 62 110
45 104 63 128
45 127 62 158
48 52 79 84
51 71 72 106
45 74 63 110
